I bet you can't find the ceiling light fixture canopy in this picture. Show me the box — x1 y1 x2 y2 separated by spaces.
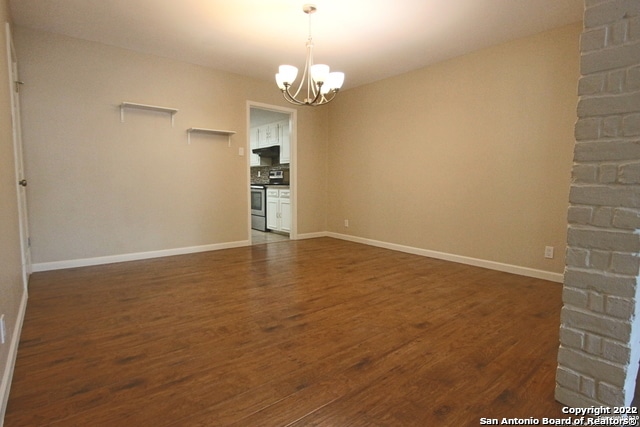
275 4 344 107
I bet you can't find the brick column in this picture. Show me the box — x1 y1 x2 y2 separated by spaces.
556 0 640 407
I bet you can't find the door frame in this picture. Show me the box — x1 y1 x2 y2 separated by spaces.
6 23 31 289
246 101 297 243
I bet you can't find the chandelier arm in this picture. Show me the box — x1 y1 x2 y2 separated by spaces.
283 93 304 106
289 39 311 101
290 80 304 101
281 86 305 106
282 85 339 107
307 82 324 105
305 39 316 102
291 63 306 100
320 91 338 105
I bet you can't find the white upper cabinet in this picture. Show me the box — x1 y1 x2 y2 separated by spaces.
249 126 261 166
257 122 280 147
250 119 290 165
277 119 290 164
266 122 279 146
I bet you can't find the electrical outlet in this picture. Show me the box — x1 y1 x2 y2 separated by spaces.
344 219 349 227
0 315 6 344
545 246 554 259
238 147 244 156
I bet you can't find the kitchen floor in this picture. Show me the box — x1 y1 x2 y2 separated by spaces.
251 229 289 245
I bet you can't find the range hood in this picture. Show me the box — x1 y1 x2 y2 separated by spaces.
252 145 280 158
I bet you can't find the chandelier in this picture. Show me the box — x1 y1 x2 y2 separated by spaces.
275 4 344 107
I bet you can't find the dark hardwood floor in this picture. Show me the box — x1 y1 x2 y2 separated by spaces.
5 237 565 426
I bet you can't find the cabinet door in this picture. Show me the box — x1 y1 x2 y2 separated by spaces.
279 189 291 233
250 127 260 166
266 189 279 230
279 120 290 164
258 125 268 147
268 123 280 145
250 153 261 167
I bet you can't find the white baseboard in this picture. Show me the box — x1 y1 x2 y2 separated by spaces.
32 240 250 272
31 233 564 283
295 231 328 240
0 289 27 427
326 232 564 283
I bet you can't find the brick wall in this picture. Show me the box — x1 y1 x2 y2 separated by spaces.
556 0 640 407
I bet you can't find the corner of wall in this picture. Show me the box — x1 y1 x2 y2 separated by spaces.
556 0 640 408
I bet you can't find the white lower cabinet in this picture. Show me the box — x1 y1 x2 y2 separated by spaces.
279 192 291 232
266 187 291 233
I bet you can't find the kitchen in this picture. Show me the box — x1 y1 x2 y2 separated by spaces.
249 106 292 244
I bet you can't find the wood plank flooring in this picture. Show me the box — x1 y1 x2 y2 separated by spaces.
5 237 565 426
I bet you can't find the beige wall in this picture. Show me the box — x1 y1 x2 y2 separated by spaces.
14 27 329 264
0 0 27 419
12 23 581 269
296 105 329 234
327 23 581 274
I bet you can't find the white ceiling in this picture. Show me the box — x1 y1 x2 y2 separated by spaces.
9 0 584 90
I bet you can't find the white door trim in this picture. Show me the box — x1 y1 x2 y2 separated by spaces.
246 101 298 243
6 22 31 290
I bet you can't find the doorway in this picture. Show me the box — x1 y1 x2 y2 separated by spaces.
247 102 296 245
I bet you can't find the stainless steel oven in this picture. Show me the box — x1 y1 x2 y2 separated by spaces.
251 185 267 231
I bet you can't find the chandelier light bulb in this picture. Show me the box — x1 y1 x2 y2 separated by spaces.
327 72 345 90
310 64 330 83
321 72 345 94
278 65 298 85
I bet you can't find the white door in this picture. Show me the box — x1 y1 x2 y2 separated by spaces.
6 23 31 289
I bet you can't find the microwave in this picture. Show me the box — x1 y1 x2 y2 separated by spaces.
268 169 290 185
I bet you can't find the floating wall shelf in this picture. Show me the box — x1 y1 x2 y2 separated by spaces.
187 127 236 146
120 102 179 127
